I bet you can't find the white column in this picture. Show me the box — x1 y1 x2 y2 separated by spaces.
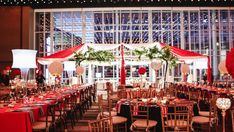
180 11 185 49
83 65 86 83
116 64 119 85
193 67 197 82
102 66 105 81
148 10 153 43
82 11 86 43
228 10 233 49
150 66 155 83
212 10 218 80
88 64 93 83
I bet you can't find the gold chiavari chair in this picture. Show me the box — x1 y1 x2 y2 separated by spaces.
106 82 119 105
168 83 177 97
157 89 165 99
161 104 191 132
130 101 157 131
150 89 157 98
106 92 118 117
176 84 183 98
183 86 190 99
98 94 128 132
140 90 148 98
198 95 217 117
130 90 139 99
146 88 156 98
191 95 218 132
106 83 121 113
88 117 113 132
98 94 113 117
165 87 175 97
188 88 201 103
117 89 128 99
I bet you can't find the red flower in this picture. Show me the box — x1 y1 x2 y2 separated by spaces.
138 67 146 75
12 69 21 75
5 66 11 70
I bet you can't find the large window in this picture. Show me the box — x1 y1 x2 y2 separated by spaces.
35 8 234 83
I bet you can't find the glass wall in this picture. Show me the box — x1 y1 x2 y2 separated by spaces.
35 7 234 83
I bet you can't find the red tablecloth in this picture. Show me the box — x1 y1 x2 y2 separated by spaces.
0 112 32 132
0 84 88 132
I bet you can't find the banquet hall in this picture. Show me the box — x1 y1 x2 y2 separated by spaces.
0 0 234 132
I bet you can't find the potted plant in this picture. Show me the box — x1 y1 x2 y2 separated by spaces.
157 46 177 88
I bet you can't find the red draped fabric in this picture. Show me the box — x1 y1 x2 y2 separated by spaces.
43 44 84 59
38 44 84 64
160 43 205 58
120 44 126 85
170 46 205 58
207 56 212 84
226 48 234 78
0 112 32 132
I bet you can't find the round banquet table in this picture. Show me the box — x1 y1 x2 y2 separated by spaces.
117 101 199 132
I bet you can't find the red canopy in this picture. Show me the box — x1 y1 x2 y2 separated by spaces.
37 42 212 84
160 43 206 59
38 44 84 65
160 43 212 84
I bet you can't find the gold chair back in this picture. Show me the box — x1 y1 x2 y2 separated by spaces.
89 117 113 132
162 105 190 132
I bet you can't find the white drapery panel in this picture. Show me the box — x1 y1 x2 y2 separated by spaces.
123 43 158 50
82 61 151 66
193 58 208 69
86 43 121 51
125 61 151 65
63 61 76 71
81 61 119 66
86 43 160 51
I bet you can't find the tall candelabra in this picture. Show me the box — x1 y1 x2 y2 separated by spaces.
216 98 231 132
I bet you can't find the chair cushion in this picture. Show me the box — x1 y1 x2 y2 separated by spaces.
38 116 58 122
132 119 157 128
192 116 209 124
112 116 127 124
199 111 213 117
32 121 51 130
103 111 117 116
165 119 188 127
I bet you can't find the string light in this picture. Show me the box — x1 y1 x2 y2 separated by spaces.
0 0 232 7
